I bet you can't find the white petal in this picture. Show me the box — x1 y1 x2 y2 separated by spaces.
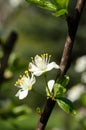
35 55 42 64
31 74 36 84
33 70 44 76
48 80 55 92
35 55 44 68
29 63 39 72
47 62 60 71
15 89 28 100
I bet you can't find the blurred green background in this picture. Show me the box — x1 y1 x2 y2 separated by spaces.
0 0 86 130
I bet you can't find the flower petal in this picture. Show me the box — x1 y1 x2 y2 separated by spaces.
29 62 39 72
48 80 55 92
15 89 28 100
47 62 60 71
31 74 36 84
35 55 45 69
33 70 44 76
35 55 42 64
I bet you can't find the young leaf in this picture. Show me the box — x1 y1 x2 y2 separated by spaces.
26 0 57 11
56 97 76 115
54 83 66 98
56 75 70 88
26 0 69 17
53 0 69 16
53 9 68 17
55 0 69 9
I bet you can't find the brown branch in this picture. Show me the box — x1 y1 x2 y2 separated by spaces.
0 31 18 85
36 0 86 130
60 0 85 76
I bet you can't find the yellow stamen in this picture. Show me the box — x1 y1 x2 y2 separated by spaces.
25 70 28 77
31 57 34 63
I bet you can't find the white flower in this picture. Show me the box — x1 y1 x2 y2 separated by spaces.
15 71 36 100
75 55 86 73
47 80 55 92
29 53 60 76
67 84 85 102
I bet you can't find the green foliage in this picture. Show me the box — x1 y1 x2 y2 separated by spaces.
46 75 76 115
46 75 69 99
55 76 76 115
56 97 76 115
26 0 69 17
56 75 70 88
53 75 70 98
52 0 69 16
26 0 57 11
53 83 66 98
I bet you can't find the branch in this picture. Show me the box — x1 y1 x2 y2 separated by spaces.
0 31 18 85
36 0 86 130
60 0 86 76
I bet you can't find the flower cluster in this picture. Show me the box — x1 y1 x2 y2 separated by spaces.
15 53 60 99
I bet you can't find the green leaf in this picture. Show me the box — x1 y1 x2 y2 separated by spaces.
53 9 68 17
41 1 57 11
51 0 69 16
55 0 69 9
26 0 57 11
56 75 70 88
26 0 69 17
56 97 76 115
54 83 66 98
